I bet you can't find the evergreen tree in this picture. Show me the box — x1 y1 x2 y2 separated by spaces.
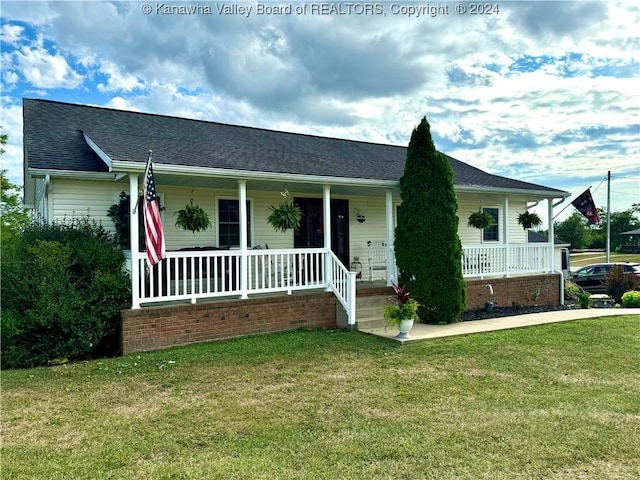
394 117 465 323
554 212 589 249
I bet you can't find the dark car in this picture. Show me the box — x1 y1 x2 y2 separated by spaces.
568 262 640 293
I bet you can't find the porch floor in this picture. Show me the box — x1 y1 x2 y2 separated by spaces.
359 308 639 343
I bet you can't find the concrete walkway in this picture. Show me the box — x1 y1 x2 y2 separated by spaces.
359 308 640 343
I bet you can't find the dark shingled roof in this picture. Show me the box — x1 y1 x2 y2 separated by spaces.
23 98 568 195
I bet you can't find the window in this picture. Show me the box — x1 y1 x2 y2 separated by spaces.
218 199 251 247
482 207 499 242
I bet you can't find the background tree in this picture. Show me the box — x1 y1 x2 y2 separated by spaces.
394 117 465 323
608 210 640 250
1 131 30 242
554 212 589 249
1 169 30 240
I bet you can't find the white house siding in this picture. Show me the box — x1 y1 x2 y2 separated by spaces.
161 185 217 249
46 179 543 261
457 195 530 245
33 177 48 221
49 178 120 231
347 194 391 262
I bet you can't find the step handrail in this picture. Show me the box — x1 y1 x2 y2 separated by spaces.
327 251 357 326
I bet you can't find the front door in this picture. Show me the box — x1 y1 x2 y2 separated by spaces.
294 198 350 266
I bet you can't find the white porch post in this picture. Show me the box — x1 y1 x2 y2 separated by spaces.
548 197 555 272
129 174 140 309
385 189 394 286
238 180 248 299
503 195 509 277
323 185 332 289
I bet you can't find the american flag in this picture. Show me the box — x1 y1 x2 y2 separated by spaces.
143 151 166 266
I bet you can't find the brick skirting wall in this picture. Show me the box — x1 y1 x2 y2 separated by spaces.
121 274 561 355
121 292 337 355
465 274 561 310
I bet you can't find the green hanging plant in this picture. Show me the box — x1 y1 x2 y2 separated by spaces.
175 199 211 234
267 201 302 233
517 210 543 230
467 210 494 229
267 190 302 233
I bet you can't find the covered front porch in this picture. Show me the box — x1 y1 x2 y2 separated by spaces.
130 242 555 325
124 168 563 327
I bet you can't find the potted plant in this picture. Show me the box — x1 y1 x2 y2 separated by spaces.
267 190 302 233
384 281 420 339
467 210 494 229
517 210 542 230
175 199 211 234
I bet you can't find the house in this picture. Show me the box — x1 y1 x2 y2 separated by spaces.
23 98 570 353
620 228 640 253
527 231 571 276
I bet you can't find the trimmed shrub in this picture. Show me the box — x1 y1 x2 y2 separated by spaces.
394 117 465 323
621 291 640 308
578 292 592 309
564 280 584 304
603 265 639 304
1 217 131 369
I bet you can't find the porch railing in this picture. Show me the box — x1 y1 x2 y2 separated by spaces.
246 248 325 294
327 251 357 327
133 247 357 325
462 243 551 278
136 250 242 304
131 243 552 324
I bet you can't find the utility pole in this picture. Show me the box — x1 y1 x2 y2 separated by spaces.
606 170 611 262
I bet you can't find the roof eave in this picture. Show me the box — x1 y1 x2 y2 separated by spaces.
111 160 399 189
455 184 570 198
28 168 121 181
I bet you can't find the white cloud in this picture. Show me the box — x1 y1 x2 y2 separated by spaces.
96 61 145 93
15 45 83 89
0 0 638 219
0 104 25 186
0 23 23 46
3 70 19 85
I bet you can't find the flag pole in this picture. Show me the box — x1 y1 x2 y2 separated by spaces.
606 170 611 262
132 150 152 215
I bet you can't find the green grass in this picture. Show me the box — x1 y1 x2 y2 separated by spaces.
3 316 640 479
570 252 640 268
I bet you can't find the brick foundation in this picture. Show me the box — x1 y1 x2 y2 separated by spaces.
465 274 561 310
121 292 337 355
121 274 562 355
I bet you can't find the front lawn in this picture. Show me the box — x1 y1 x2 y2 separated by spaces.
2 316 639 479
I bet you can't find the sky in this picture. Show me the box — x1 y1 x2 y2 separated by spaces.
1 0 639 224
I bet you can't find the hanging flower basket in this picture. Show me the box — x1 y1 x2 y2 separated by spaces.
467 210 494 229
517 211 542 230
175 199 211 234
267 200 302 233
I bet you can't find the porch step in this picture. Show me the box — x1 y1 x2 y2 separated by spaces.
356 294 391 330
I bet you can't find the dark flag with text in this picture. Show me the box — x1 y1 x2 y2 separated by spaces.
571 189 600 224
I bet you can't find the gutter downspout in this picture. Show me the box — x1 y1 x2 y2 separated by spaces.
556 270 565 306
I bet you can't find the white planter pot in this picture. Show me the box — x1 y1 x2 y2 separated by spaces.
397 319 414 339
